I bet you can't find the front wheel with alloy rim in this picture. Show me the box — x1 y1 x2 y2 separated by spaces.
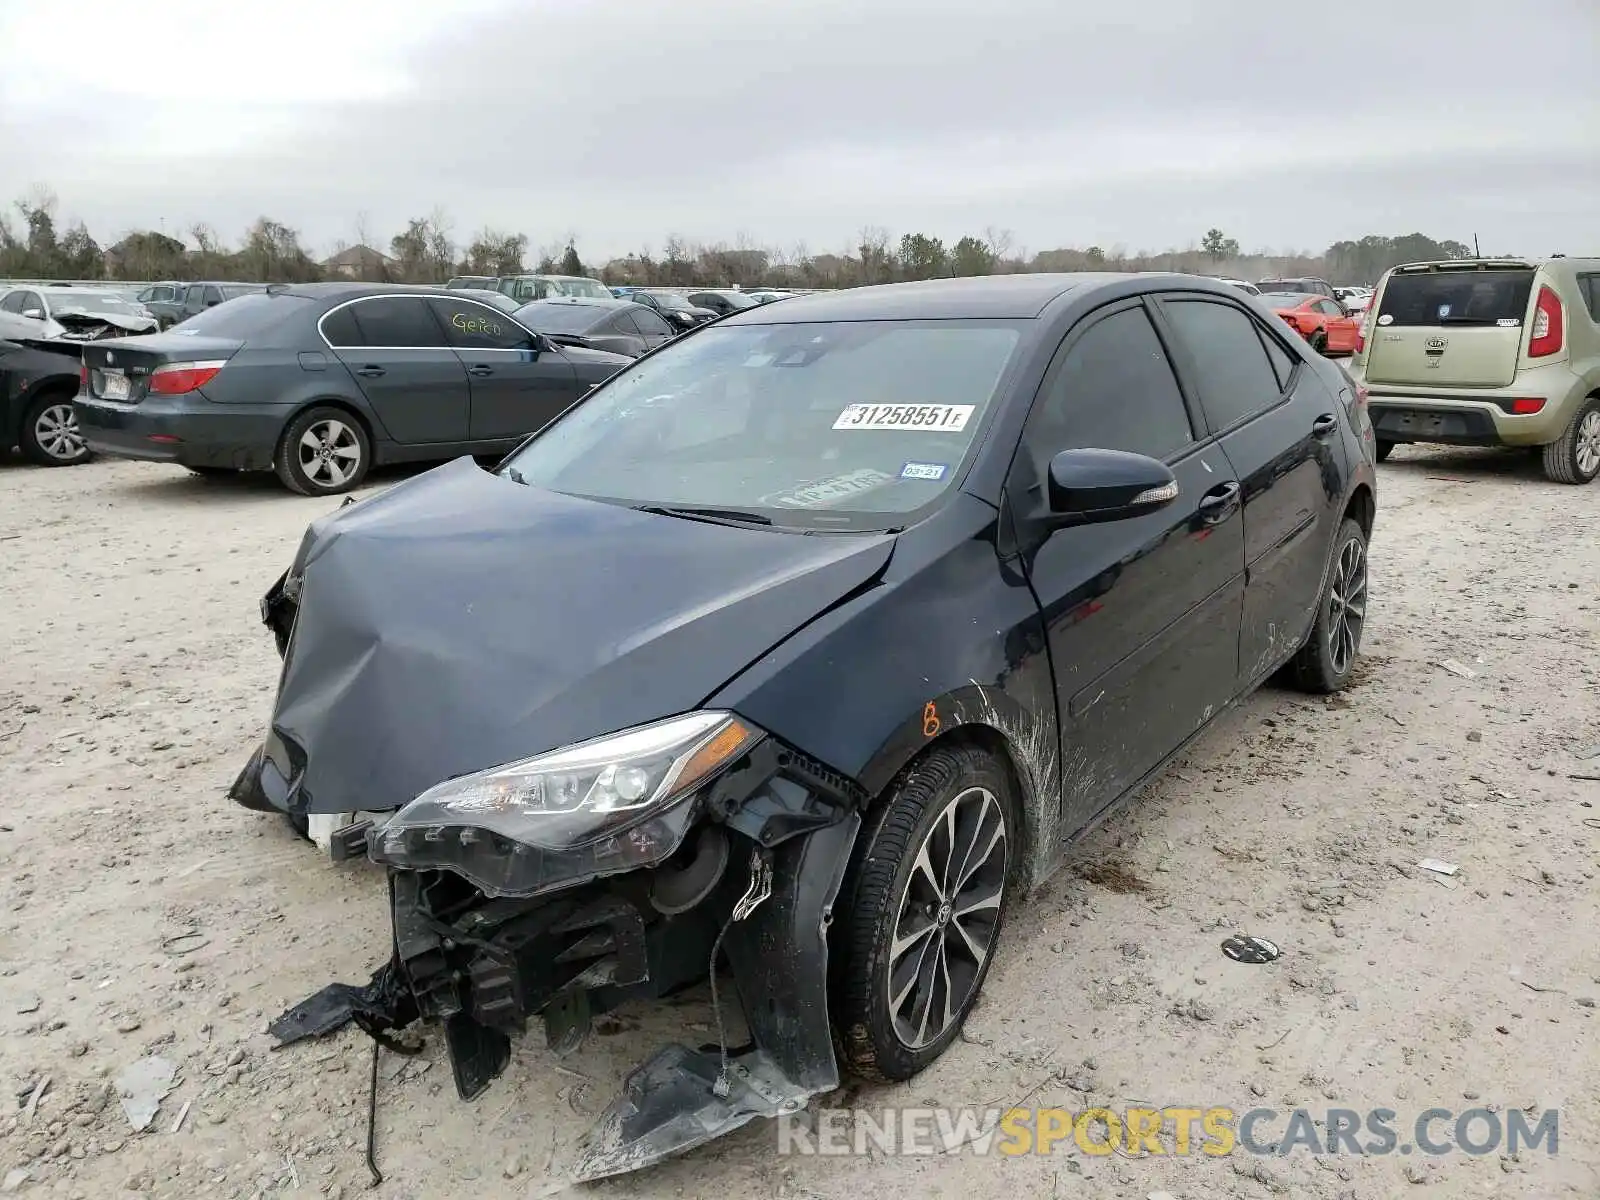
1541 397 1600 485
833 742 1016 1082
274 406 371 495
1289 517 1369 693
19 393 91 466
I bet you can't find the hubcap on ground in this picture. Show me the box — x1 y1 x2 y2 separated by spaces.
886 785 1008 1050
1575 411 1600 477
1326 536 1368 675
297 419 360 487
35 403 85 460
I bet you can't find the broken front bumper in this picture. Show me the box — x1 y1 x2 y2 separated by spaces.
271 738 865 1182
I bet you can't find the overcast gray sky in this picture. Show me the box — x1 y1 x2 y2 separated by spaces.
2 0 1595 261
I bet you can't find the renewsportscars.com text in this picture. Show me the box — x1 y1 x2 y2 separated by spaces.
776 1105 1560 1159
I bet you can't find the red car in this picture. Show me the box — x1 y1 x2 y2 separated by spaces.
1261 292 1361 356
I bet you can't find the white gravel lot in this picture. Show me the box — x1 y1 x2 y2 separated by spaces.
0 447 1597 1200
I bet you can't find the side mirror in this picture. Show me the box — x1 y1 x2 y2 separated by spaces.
21 308 44 320
1046 448 1178 526
205 299 220 308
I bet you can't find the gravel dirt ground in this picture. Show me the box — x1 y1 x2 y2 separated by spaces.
0 447 1597 1200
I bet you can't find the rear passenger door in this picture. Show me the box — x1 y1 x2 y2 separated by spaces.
1153 294 1347 681
428 297 578 442
320 296 471 445
1011 300 1246 835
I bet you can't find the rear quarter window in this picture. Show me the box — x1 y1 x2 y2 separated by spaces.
1377 269 1534 327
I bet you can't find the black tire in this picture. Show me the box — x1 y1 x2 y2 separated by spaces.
1289 517 1368 693
18 391 92 467
273 406 370 496
832 742 1017 1082
1539 396 1600 485
1309 329 1329 356
1374 439 1395 462
285 812 310 840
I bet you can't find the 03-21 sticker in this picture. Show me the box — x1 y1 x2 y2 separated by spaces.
834 403 974 431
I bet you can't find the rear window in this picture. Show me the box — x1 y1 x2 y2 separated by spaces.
169 293 314 337
1376 269 1534 327
515 302 606 333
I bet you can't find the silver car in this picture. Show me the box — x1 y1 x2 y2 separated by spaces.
0 286 159 341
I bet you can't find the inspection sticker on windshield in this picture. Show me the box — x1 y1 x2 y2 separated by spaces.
834 403 974 431
766 468 896 508
900 461 947 481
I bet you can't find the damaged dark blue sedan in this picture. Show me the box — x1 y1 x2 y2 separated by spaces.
231 273 1378 1180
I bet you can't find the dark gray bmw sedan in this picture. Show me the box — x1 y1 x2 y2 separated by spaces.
73 283 631 495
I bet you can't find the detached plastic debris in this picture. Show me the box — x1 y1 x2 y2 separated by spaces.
1417 858 1459 876
267 960 418 1049
1436 659 1478 680
1221 936 1281 964
115 1055 177 1132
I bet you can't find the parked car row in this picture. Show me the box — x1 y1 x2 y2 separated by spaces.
137 281 269 329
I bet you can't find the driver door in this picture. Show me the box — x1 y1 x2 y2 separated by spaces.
1009 299 1246 836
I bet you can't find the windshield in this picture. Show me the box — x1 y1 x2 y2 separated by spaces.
553 278 613 300
501 319 1023 530
1376 268 1534 327
514 301 607 332
44 290 141 315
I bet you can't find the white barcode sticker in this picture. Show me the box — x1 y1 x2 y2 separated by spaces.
833 403 974 432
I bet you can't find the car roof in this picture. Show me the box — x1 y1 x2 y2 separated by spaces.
720 273 1146 322
281 282 472 303
1388 257 1599 272
520 296 628 308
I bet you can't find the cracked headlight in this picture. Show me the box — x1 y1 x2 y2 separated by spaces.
371 712 764 898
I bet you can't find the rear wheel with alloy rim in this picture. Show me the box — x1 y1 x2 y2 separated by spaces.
833 742 1016 1081
19 393 91 466
1290 517 1368 693
1541 397 1600 485
274 406 370 495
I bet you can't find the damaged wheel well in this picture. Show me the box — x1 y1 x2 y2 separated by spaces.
868 723 1034 892
1343 483 1374 540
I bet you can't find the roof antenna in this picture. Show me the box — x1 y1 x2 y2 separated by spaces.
1472 233 1480 256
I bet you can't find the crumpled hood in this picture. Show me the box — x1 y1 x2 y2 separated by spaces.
260 457 894 814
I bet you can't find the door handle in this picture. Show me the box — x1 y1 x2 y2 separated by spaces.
355 365 386 378
467 364 494 377
1311 413 1339 437
1197 481 1242 524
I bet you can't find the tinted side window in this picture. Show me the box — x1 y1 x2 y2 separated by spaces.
1316 299 1343 316
184 286 205 308
0 292 22 314
636 309 673 337
429 299 532 350
204 286 224 305
346 297 445 347
1162 299 1286 431
320 305 361 347
1579 274 1600 323
1257 326 1298 391
1028 305 1193 469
